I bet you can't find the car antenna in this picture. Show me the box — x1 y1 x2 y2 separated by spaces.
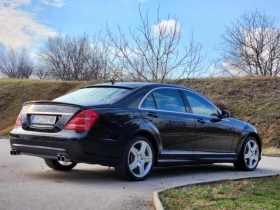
111 79 115 85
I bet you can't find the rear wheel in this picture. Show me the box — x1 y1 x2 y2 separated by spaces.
115 136 154 181
234 137 260 171
44 159 77 171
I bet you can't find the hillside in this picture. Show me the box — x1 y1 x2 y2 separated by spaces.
1 77 280 148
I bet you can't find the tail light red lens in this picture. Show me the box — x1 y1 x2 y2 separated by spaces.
64 110 99 131
15 111 22 126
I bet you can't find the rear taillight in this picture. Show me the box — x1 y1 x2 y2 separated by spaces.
15 111 22 126
64 110 99 131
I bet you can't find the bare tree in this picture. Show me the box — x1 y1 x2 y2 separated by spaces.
0 47 33 78
218 10 280 76
106 7 206 83
86 34 118 80
33 64 53 80
41 33 112 81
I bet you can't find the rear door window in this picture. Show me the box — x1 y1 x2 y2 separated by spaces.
152 89 186 113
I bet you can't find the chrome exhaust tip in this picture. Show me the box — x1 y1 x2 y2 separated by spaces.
57 155 62 161
11 149 19 155
61 156 65 162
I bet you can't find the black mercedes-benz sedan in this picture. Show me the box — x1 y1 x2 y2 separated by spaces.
10 82 261 181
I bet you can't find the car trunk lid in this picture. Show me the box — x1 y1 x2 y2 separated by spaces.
20 101 107 133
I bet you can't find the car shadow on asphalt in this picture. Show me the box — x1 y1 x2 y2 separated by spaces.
25 163 246 186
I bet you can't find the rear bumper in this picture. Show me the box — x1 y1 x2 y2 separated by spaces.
10 127 121 166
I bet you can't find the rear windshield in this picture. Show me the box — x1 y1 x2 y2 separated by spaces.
54 87 132 105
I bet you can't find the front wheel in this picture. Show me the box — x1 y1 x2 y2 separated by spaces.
115 136 154 181
234 137 260 171
44 159 77 171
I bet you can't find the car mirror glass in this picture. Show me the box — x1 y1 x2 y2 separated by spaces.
222 110 230 118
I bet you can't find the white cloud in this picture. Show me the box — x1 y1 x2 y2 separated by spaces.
152 20 182 36
0 0 31 8
0 0 57 49
40 0 65 7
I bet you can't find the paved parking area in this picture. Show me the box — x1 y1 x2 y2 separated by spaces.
1 139 280 210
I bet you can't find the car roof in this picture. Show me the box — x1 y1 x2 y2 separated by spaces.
86 82 189 89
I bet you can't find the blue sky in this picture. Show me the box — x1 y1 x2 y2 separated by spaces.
1 0 280 62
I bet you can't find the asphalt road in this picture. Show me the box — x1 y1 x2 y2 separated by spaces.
1 139 280 210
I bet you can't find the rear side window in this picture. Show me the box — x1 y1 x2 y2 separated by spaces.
54 87 132 105
152 89 186 112
141 93 156 109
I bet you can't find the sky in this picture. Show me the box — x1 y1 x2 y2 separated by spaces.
1 0 280 63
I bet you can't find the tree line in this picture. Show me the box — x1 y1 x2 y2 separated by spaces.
1 9 279 82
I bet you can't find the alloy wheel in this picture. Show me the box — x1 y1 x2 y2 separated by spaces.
244 140 259 169
128 141 153 178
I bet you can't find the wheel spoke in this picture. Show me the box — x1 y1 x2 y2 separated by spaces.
244 153 251 159
143 156 152 163
139 142 147 155
252 155 258 161
252 143 257 152
138 162 145 176
131 147 138 156
129 160 138 171
249 156 253 168
247 143 252 151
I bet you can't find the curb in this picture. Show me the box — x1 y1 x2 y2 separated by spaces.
153 190 164 210
153 174 280 210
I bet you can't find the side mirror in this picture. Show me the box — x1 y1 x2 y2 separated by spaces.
222 110 230 118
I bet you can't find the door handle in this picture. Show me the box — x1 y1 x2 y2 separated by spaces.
147 112 159 118
197 118 206 124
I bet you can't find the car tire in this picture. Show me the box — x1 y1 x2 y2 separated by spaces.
233 136 260 171
44 159 77 171
115 136 155 181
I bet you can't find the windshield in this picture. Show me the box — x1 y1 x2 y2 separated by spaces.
54 87 132 105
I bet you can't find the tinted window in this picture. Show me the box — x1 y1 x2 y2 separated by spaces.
152 89 185 112
54 87 132 105
141 93 156 109
184 91 218 117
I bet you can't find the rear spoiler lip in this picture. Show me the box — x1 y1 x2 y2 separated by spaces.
23 100 85 108
23 100 112 109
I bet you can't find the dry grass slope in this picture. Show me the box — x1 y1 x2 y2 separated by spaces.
0 77 280 148
0 79 83 135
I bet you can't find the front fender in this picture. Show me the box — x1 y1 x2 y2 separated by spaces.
235 125 262 156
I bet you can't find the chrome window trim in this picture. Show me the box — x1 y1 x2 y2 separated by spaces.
157 159 193 163
138 87 223 118
194 151 236 155
161 150 193 155
140 107 229 121
161 150 235 155
138 86 228 120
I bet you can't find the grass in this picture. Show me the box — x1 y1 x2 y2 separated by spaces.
263 147 280 157
159 175 280 210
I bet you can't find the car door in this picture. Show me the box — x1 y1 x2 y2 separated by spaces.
182 90 234 157
140 88 196 160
